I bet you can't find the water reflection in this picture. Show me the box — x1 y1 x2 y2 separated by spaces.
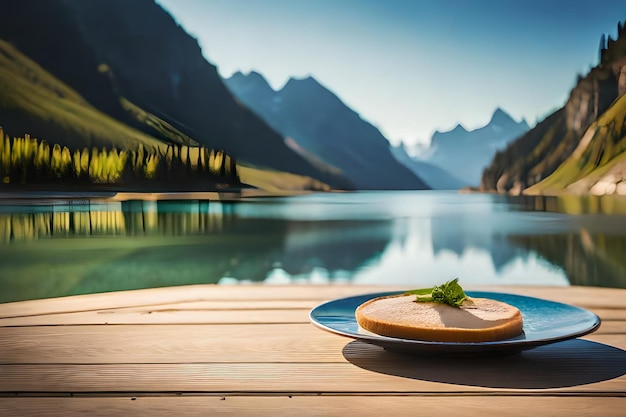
430 215 528 273
512 194 626 215
1 191 626 303
507 194 626 288
512 230 626 288
0 201 230 241
0 199 396 302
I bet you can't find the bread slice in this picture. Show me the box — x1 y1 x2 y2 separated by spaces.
355 294 523 342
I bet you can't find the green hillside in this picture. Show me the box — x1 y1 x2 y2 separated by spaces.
0 39 166 151
526 93 626 195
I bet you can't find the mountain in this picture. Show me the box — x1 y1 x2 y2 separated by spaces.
224 71 428 190
389 143 466 189
0 0 353 191
482 21 626 195
414 108 529 187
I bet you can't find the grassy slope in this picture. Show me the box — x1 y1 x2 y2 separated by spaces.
526 93 626 195
0 39 332 191
237 165 332 192
119 97 199 147
0 39 165 150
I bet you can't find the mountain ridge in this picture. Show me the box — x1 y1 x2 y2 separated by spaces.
415 107 529 186
225 70 429 190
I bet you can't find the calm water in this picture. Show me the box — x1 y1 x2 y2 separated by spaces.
1 190 626 303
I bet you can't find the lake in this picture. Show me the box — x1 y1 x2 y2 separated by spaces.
1 190 626 303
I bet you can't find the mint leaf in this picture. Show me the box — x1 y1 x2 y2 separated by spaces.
405 278 467 307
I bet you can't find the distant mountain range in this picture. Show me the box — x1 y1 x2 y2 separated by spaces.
225 68 542 191
389 143 466 189
413 108 529 187
224 71 428 190
482 21 626 195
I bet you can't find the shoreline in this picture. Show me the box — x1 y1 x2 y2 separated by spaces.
0 188 317 205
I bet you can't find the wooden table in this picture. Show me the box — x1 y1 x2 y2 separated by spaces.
0 285 625 416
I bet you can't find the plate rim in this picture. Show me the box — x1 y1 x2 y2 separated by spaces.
309 290 602 352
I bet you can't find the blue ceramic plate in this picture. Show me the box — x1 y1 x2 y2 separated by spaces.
309 291 601 355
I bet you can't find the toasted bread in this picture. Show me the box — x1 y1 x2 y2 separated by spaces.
355 294 523 342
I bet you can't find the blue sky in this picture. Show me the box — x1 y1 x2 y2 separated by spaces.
157 0 625 146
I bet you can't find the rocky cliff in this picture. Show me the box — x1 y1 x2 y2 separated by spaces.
482 21 626 195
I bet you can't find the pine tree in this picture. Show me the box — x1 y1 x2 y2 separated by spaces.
73 149 82 178
51 144 63 178
145 153 159 179
80 148 89 179
89 147 100 181
0 128 9 179
599 33 607 64
61 146 72 179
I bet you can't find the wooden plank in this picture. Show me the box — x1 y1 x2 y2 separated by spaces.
0 324 346 364
1 289 624 327
589 308 626 320
0 300 319 321
585 333 626 347
2 285 625 320
106 300 318 312
0 308 313 326
0 324 624 365
480 285 626 309
1 396 625 417
0 285 401 319
596 320 626 334
1 339 625 393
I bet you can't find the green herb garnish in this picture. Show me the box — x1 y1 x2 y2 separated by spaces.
405 278 468 307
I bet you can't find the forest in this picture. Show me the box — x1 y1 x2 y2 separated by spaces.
0 127 240 189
